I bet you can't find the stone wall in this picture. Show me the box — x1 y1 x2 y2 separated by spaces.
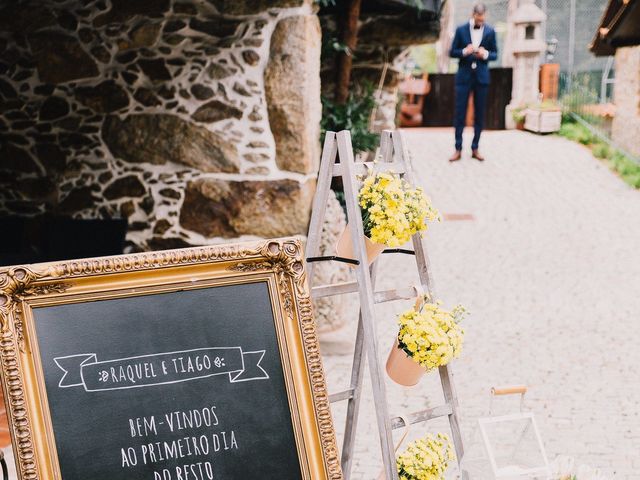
612 45 640 159
0 0 321 251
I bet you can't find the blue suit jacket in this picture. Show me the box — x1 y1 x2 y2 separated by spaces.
449 23 498 85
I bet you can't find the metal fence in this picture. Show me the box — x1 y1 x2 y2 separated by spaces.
452 0 609 76
453 0 614 137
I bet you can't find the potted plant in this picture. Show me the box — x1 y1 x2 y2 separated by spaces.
335 171 439 264
396 433 455 480
525 100 562 133
386 296 466 386
511 105 527 130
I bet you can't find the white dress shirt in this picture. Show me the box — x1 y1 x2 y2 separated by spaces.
469 19 489 60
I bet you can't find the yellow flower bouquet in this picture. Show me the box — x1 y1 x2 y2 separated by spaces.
397 433 455 480
358 172 439 247
387 296 466 386
335 171 439 265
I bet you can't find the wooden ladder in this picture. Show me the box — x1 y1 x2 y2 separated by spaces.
305 130 466 480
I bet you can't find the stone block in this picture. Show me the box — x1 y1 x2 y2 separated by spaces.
75 81 129 113
179 178 315 238
209 0 308 16
102 114 240 173
192 100 243 123
265 15 321 174
28 32 99 84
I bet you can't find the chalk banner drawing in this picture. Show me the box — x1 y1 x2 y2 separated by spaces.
55 347 269 392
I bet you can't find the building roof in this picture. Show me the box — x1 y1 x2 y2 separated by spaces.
590 0 640 56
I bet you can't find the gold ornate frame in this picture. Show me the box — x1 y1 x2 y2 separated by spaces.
0 238 342 480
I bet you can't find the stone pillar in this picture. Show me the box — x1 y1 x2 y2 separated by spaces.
512 53 542 105
504 0 547 129
611 46 640 158
265 14 322 174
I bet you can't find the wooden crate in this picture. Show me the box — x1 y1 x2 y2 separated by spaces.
524 109 562 133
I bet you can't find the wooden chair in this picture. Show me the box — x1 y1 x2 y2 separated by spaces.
398 74 431 127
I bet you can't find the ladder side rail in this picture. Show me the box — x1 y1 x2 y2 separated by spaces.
336 131 398 480
438 365 466 469
340 263 378 479
379 131 394 164
306 132 339 284
392 130 467 472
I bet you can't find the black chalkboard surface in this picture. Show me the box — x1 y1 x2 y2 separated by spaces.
32 282 302 480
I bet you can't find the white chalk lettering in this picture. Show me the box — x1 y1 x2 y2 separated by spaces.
165 406 219 433
129 415 157 437
174 461 214 480
140 435 213 465
120 447 137 467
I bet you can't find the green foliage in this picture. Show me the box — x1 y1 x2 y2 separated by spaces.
557 118 640 189
609 152 640 188
408 44 438 74
528 100 561 112
591 142 610 159
321 86 379 154
321 35 351 59
511 105 527 124
558 122 594 145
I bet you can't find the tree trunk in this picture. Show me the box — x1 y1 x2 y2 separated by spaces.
335 0 362 104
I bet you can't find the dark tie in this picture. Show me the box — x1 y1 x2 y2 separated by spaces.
473 25 481 30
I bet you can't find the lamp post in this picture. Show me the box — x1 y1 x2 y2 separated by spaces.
504 0 547 128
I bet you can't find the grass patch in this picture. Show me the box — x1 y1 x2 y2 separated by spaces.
557 118 640 189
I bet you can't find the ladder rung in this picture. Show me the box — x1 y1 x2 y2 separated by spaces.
332 161 407 178
329 388 355 403
390 404 453 429
373 286 420 304
313 283 420 303
311 281 359 298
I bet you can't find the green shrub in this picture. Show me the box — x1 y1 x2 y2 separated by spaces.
626 173 640 188
321 85 379 154
604 150 640 188
558 122 594 145
558 118 640 189
591 142 610 159
511 106 526 124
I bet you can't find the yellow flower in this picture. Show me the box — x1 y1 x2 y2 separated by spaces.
396 299 467 371
357 171 439 247
397 433 455 480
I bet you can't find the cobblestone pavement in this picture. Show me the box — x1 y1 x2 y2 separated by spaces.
319 128 640 479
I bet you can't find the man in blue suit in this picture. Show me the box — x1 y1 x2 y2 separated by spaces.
448 3 497 162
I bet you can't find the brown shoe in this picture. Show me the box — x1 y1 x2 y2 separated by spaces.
449 150 462 162
471 149 485 161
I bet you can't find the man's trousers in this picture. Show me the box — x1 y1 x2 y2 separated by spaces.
454 78 488 151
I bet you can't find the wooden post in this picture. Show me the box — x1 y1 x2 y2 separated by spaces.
335 0 362 104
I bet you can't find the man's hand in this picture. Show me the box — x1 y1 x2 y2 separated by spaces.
462 44 475 56
475 47 489 60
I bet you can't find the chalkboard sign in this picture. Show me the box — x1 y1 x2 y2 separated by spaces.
0 239 342 480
